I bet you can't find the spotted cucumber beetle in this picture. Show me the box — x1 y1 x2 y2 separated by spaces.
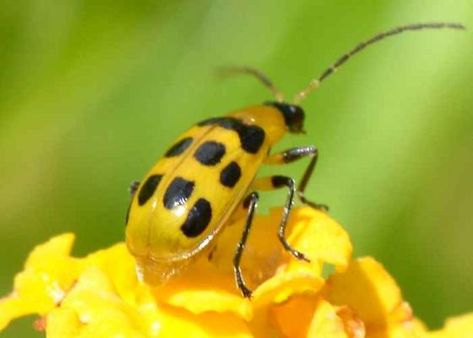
125 22 464 297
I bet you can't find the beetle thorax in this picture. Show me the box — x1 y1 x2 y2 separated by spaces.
228 105 289 146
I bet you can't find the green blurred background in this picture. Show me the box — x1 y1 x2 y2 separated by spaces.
1 1 472 336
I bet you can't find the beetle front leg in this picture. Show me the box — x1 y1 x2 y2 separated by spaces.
265 146 328 211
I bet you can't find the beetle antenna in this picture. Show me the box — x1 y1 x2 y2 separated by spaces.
218 65 285 102
293 22 465 105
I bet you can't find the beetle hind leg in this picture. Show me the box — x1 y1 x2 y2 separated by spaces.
233 192 259 298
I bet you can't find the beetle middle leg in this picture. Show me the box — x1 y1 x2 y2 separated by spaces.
252 176 310 262
233 192 259 298
265 145 328 211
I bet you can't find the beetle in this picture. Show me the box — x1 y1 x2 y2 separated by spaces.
125 22 464 297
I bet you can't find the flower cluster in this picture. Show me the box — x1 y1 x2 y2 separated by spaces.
1 207 472 337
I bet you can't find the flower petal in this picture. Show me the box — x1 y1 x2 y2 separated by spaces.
0 233 80 330
52 267 147 337
287 207 353 274
151 259 253 321
323 257 408 328
84 243 139 303
270 294 318 338
367 319 427 338
252 269 324 308
47 308 81 338
50 266 252 338
428 313 473 338
307 300 364 338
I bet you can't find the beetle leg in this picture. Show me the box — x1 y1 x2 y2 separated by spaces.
129 180 140 196
233 192 259 298
253 176 310 262
265 146 329 211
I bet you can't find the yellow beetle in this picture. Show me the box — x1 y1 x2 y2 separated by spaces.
125 22 464 297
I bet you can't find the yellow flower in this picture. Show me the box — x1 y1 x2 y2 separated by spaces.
0 207 472 337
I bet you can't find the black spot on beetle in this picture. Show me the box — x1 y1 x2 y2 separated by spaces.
194 141 226 166
181 198 212 237
220 161 241 188
163 177 195 209
197 117 265 154
238 124 265 154
214 117 240 130
138 174 163 206
197 117 221 126
165 137 193 157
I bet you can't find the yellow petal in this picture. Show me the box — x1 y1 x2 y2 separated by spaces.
368 318 427 338
0 233 253 337
270 296 366 338
270 294 318 338
156 304 253 338
428 313 473 338
48 266 252 338
51 267 147 337
47 308 82 338
151 259 253 321
0 233 80 330
84 243 139 304
287 207 353 274
249 259 324 338
306 300 364 338
252 269 324 308
336 306 366 338
0 296 29 331
323 257 407 328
